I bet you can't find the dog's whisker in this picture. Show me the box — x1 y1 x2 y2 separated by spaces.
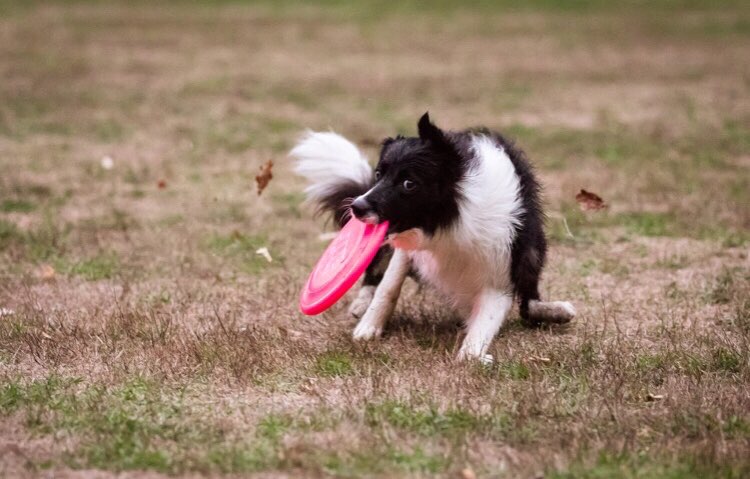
341 207 353 223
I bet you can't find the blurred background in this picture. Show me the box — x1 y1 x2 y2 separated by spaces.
0 1 748 477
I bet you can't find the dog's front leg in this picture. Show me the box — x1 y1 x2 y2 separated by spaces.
353 249 409 340
457 289 513 363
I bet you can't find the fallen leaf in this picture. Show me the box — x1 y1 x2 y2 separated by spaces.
100 155 114 170
37 264 56 280
255 160 273 196
279 327 304 339
529 355 551 363
255 247 273 263
575 189 607 211
157 179 167 189
461 468 477 479
646 393 664 402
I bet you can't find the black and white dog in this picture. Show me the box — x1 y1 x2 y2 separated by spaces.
291 113 575 362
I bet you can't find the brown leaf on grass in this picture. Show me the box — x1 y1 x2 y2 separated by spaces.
37 264 56 280
255 160 273 196
157 179 167 189
255 247 273 263
576 189 607 211
528 355 551 363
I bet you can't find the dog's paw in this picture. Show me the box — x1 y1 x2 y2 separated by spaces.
348 286 375 318
456 349 494 365
557 301 576 320
352 320 383 341
528 300 576 324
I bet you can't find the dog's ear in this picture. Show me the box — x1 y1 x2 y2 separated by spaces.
418 112 457 158
417 112 444 144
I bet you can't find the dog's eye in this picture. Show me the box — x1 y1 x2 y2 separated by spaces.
402 180 416 192
374 170 381 181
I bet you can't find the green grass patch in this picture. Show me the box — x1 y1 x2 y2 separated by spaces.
0 216 68 259
1 198 36 213
0 375 286 474
711 347 742 374
91 118 127 142
620 212 676 237
206 231 270 274
0 219 23 251
62 252 120 281
549 452 749 479
314 351 354 377
365 399 486 437
723 415 750 439
705 268 745 305
635 353 668 374
497 359 532 380
321 446 449 476
271 191 305 219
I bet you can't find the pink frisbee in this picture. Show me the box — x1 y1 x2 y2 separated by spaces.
300 218 389 315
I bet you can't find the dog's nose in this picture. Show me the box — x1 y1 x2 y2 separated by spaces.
351 196 371 218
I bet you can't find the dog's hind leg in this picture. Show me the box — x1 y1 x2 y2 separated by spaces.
348 245 393 318
353 249 409 340
517 267 576 326
512 236 577 326
457 289 513 363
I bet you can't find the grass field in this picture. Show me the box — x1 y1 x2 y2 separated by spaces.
1 1 749 477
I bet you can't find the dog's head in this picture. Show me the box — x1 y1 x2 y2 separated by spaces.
351 113 464 235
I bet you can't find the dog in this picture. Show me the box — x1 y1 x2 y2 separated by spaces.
291 112 575 362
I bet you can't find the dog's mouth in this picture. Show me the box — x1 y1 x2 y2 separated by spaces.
359 213 381 225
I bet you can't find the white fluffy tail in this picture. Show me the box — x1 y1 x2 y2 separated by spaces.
290 131 373 204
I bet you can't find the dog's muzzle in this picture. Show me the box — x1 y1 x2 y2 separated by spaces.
351 196 380 224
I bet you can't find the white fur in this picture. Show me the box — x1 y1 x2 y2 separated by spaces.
457 290 514 361
353 249 410 340
290 131 372 204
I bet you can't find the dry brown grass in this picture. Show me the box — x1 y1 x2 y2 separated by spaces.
1 1 749 477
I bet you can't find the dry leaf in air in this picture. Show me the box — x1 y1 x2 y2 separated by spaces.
576 189 607 211
255 160 273 196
